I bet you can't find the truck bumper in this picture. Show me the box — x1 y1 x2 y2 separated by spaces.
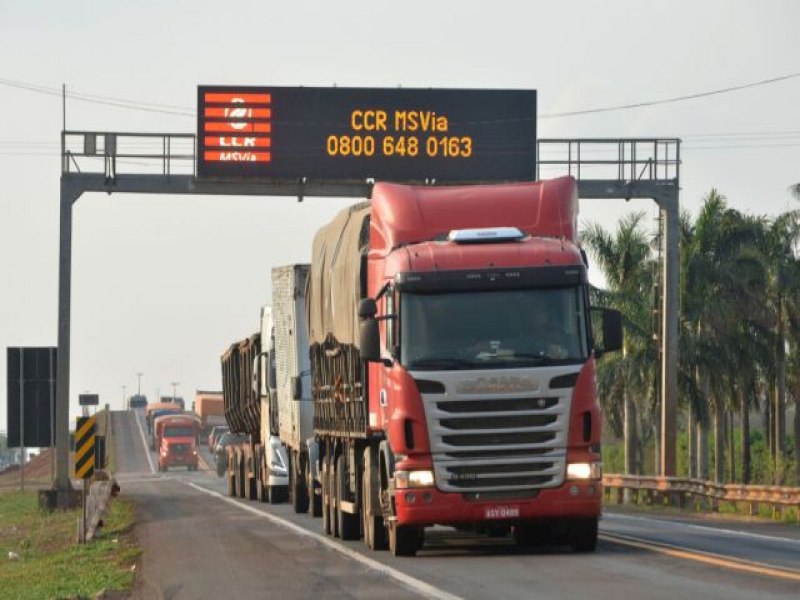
394 481 601 526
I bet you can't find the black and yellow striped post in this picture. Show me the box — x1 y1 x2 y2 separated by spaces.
75 416 96 479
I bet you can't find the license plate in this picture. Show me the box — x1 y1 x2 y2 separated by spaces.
484 505 520 519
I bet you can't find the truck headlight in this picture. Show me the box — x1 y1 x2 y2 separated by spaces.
395 469 434 489
566 462 602 480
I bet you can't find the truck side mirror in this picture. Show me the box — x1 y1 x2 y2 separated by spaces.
291 375 302 401
360 318 381 363
358 298 377 319
592 307 623 356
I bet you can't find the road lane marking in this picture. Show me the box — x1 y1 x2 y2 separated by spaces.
605 513 800 546
185 481 464 600
601 532 800 582
133 409 155 474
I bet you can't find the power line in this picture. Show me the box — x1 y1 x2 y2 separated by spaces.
0 78 194 117
540 71 800 119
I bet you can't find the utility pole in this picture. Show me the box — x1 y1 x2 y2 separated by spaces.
136 372 143 397
122 385 127 408
171 382 179 402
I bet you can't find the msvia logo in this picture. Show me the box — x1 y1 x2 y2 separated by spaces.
224 98 252 131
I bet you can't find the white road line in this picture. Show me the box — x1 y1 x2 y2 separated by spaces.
185 481 464 600
133 409 155 474
605 513 800 546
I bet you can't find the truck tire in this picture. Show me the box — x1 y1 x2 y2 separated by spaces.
227 456 236 497
570 518 598 552
247 475 258 501
321 455 334 536
290 453 309 514
308 462 322 517
256 477 266 502
389 523 418 557
237 458 246 499
362 448 387 550
268 485 288 504
336 454 360 540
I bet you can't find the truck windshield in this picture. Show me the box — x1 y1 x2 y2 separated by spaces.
400 287 589 370
164 426 196 437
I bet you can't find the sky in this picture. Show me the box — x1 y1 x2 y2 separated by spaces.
0 0 798 433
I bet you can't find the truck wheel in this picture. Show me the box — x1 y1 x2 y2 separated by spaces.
321 455 334 536
227 459 236 497
362 448 387 550
389 523 418 557
308 462 322 517
268 485 288 504
570 518 598 552
247 475 258 501
291 453 309 514
237 459 246 498
256 476 266 502
336 454 360 540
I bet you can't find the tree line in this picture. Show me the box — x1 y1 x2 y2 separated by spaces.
583 187 800 486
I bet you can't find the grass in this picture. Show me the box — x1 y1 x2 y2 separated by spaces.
0 490 139 599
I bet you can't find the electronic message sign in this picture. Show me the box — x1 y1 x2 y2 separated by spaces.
197 86 536 182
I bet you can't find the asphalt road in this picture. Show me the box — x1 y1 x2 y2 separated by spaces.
112 410 800 599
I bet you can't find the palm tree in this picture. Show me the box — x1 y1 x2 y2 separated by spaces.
680 191 768 482
582 212 657 477
759 208 800 483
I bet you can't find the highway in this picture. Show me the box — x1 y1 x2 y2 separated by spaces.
112 410 800 599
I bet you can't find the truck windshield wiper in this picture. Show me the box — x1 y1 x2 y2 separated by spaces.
506 353 558 365
407 356 477 370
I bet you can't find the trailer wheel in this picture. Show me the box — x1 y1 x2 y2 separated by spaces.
227 456 236 497
308 461 322 517
256 477 266 502
237 457 246 498
570 518 598 552
389 523 418 557
268 485 288 504
321 454 334 536
290 452 309 513
362 448 387 550
336 454 360 540
247 457 258 501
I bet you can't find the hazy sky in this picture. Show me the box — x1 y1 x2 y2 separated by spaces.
1 1 798 431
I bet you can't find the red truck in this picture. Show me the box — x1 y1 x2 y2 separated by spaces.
154 414 201 472
307 177 622 555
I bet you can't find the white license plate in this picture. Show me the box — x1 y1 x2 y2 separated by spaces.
484 505 520 519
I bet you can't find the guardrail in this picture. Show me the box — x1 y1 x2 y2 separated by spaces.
603 474 800 518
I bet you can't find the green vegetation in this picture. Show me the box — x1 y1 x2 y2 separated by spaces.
586 188 800 487
0 490 139 598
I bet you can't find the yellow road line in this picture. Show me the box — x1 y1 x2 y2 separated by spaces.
600 532 800 582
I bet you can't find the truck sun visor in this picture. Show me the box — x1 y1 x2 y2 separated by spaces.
447 227 525 244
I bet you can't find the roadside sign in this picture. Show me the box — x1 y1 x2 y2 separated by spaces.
6 347 57 448
74 416 96 479
197 86 537 183
79 394 99 406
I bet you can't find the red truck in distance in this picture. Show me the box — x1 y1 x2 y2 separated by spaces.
154 414 201 472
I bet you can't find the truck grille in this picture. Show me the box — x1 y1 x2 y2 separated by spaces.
415 368 575 494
